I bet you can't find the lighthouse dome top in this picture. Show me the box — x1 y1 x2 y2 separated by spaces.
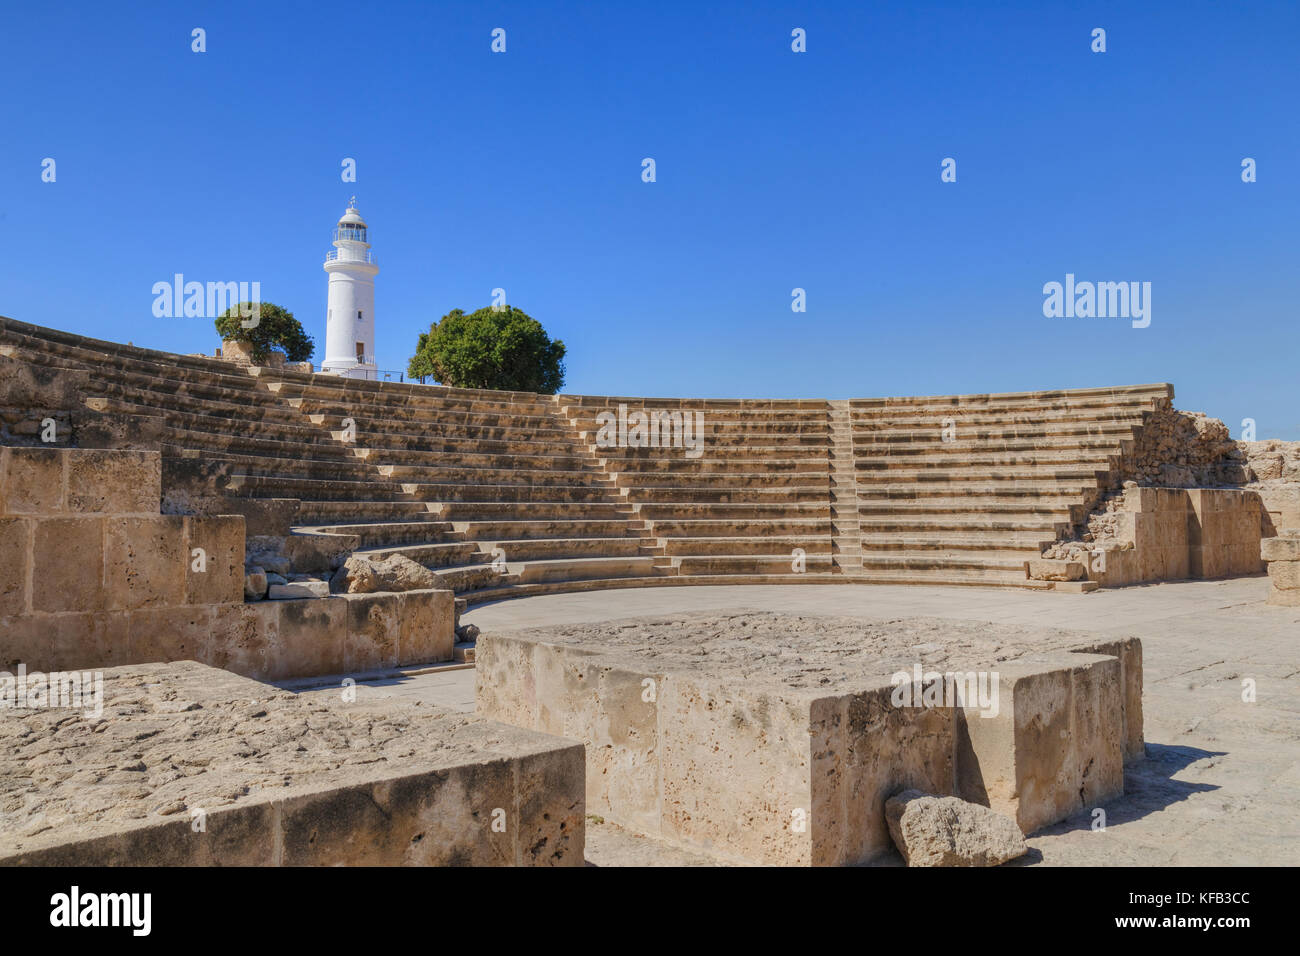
338 197 367 227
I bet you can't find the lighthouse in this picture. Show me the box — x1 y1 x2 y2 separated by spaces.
321 197 379 380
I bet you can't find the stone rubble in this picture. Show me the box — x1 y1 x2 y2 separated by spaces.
885 789 1028 867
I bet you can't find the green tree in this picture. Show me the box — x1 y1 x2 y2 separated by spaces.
214 302 314 363
407 306 566 393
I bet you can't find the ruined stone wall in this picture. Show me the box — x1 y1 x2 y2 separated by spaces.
0 448 454 679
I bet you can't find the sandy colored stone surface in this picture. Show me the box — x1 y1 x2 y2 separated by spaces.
0 660 583 865
885 789 1027 866
480 611 1135 695
465 578 1299 866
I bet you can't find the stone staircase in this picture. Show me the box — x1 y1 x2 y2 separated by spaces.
0 316 1174 603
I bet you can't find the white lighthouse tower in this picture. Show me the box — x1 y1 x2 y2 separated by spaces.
321 197 379 380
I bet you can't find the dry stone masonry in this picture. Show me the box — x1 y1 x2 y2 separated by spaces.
2 314 1295 867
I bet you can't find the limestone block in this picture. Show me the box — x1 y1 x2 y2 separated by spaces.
184 515 245 605
885 790 1027 867
341 592 402 672
1261 535 1300 562
1267 586 1300 606
1027 559 1084 581
816 685 954 866
268 580 330 600
2 448 63 515
65 449 160 515
397 588 455 665
1267 561 1300 590
270 597 347 680
207 601 280 678
657 675 814 865
127 604 212 664
956 652 1123 835
104 516 186 611
31 517 105 613
0 610 132 672
0 517 29 617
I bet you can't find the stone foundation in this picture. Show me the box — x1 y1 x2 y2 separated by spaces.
1262 533 1300 607
475 612 1141 866
0 448 455 680
0 661 584 866
1035 487 1265 588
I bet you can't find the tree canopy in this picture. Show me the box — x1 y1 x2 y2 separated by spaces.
214 302 314 363
407 306 566 393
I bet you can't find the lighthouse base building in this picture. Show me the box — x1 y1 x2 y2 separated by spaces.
321 198 380 380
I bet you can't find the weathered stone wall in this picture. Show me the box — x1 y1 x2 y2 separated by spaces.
1262 532 1300 607
1040 486 1264 587
0 448 454 680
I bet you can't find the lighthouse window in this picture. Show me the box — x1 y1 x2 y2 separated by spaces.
357 310 363 320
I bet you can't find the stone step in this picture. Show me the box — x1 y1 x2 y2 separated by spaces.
355 540 486 568
592 441 821 459
668 553 837 574
296 520 460 548
857 482 1096 499
473 537 652 561
558 394 829 411
509 555 659 584
854 452 1115 471
858 533 1056 551
290 399 563 430
634 501 832 519
612 470 830 489
431 500 635 520
853 420 1141 442
623 484 830 504
658 536 833 556
857 550 1035 572
599 457 831 475
450 518 648 540
644 517 833 536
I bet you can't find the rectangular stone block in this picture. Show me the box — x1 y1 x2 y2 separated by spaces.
207 601 280 678
958 652 1124 834
480 614 1141 864
1267 585 1300 606
184 515 244 605
0 517 29 617
270 597 347 680
31 517 104 613
2 447 64 515
1268 560 1300 590
105 515 186 611
65 449 160 514
397 588 455 665
127 604 212 664
341 592 402 672
1261 535 1300 562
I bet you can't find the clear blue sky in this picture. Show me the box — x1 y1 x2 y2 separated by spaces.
3 1 1296 437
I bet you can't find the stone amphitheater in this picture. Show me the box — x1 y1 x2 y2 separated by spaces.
1 315 1297 867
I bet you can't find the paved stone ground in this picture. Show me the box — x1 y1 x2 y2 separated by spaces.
300 578 1299 866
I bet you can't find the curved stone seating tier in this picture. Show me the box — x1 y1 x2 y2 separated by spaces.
1 317 1174 602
